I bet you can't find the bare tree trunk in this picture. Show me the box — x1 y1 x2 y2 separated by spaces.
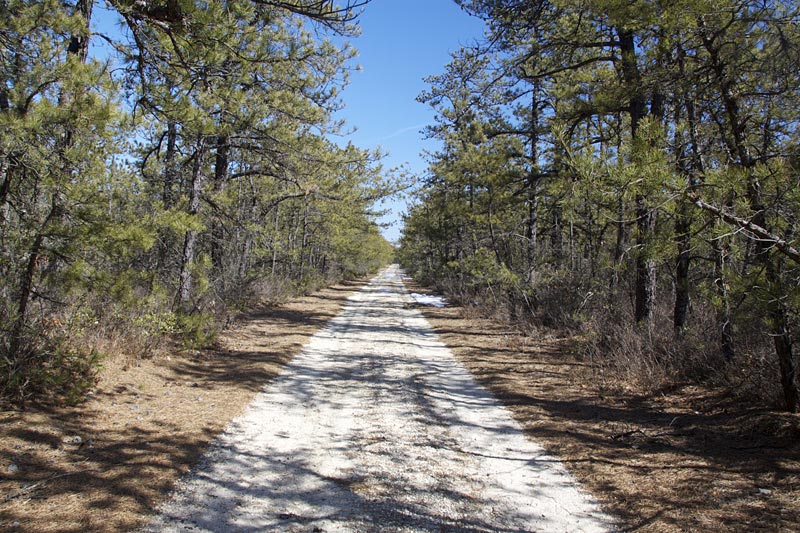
8 199 59 363
749 185 797 411
0 156 10 240
526 179 538 273
271 204 280 275
551 201 563 263
769 270 798 412
633 196 656 325
153 120 179 281
163 121 178 209
569 219 575 271
673 202 691 333
237 181 257 282
672 85 694 333
619 28 655 325
177 136 206 312
211 134 229 279
299 196 310 279
0 80 8 248
526 78 540 279
711 236 735 361
609 196 625 292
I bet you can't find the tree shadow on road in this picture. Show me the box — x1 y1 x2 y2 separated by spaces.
414 288 800 533
0 279 365 532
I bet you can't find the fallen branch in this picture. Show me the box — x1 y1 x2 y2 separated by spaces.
1 469 96 505
610 429 646 440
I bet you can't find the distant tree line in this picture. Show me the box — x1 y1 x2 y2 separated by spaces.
398 0 800 411
0 0 394 404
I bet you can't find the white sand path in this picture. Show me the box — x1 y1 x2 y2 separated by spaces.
143 265 615 532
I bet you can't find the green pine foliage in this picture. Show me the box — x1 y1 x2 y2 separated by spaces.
0 0 395 406
400 0 800 411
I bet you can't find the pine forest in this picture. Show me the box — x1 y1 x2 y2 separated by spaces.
3 1 800 531
3 0 800 412
399 0 800 413
1 0 393 404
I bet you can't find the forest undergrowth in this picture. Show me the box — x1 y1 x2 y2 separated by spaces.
0 0 394 406
399 0 800 413
417 269 786 411
410 277 800 532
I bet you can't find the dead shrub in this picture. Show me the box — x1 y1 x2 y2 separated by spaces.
582 309 675 393
526 268 596 330
580 295 785 406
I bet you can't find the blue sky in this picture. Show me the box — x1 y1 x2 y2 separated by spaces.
90 1 486 244
335 1 486 242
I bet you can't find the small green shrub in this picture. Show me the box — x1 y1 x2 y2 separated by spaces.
131 310 179 336
176 312 218 350
1 327 103 406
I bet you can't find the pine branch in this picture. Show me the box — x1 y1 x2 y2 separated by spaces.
688 192 800 267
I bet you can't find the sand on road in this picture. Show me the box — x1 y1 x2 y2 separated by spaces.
144 265 614 532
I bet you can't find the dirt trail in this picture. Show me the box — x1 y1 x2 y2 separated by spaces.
144 265 613 532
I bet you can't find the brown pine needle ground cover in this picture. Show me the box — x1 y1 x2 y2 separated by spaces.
4 274 799 532
410 283 800 532
0 280 365 532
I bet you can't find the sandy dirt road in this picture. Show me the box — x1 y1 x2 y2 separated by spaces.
144 266 613 532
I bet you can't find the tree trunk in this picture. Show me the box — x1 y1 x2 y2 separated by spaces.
67 0 94 63
618 28 655 325
271 204 280 275
770 279 798 412
750 189 797 411
8 197 60 364
551 201 563 263
526 178 538 275
702 27 798 410
673 202 691 333
211 134 229 278
237 185 257 282
154 120 179 279
634 195 656 325
163 121 178 209
673 47 692 334
8 0 94 358
0 157 10 228
610 196 625 291
711 236 735 361
177 136 206 312
299 196 310 279
526 78 540 279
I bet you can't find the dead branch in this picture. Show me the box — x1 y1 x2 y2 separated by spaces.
688 192 800 267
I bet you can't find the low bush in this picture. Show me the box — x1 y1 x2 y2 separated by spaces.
580 297 783 406
0 317 103 406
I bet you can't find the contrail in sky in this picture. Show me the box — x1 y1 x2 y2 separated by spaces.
379 123 429 141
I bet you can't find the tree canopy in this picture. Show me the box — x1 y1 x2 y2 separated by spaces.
399 0 800 411
0 0 396 404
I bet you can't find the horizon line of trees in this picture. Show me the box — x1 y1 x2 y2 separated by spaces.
1 0 395 404
398 0 800 411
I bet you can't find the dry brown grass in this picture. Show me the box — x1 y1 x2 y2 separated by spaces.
409 281 800 532
4 274 799 532
0 280 364 532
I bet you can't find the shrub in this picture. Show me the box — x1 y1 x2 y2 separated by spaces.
1 318 103 406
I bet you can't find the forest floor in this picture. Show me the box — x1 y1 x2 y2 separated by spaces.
410 282 800 532
0 279 366 532
0 267 798 531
